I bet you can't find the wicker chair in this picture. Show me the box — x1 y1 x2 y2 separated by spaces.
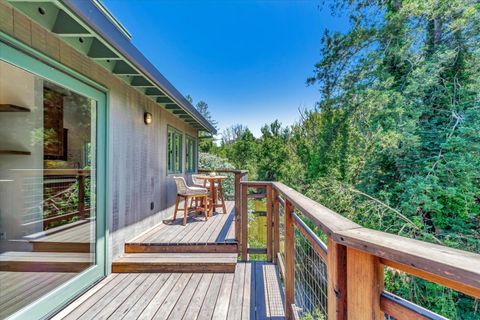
173 176 209 225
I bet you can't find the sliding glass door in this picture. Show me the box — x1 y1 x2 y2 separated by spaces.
0 40 106 319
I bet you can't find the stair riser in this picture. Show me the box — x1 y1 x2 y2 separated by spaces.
112 263 236 273
32 242 91 253
125 243 238 254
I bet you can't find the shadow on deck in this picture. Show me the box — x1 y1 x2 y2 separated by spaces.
53 262 285 320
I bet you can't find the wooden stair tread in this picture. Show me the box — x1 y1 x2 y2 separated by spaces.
0 251 92 262
112 253 237 273
125 242 237 254
114 252 237 263
0 251 92 272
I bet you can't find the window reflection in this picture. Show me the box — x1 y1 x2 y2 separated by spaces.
0 61 97 318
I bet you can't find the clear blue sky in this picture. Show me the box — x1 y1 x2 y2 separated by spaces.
103 0 348 137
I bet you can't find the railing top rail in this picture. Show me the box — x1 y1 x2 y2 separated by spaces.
44 169 91 176
269 181 480 296
198 168 248 174
337 227 480 295
240 181 273 187
272 182 360 237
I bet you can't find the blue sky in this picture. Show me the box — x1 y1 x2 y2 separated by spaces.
103 0 348 137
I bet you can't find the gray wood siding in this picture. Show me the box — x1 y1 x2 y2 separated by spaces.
0 0 199 262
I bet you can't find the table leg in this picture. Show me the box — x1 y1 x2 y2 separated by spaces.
210 181 215 215
218 181 227 214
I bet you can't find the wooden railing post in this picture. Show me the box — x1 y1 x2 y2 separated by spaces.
266 184 273 262
240 183 248 261
234 172 247 249
77 172 86 220
284 199 295 319
327 238 347 320
273 188 280 263
346 247 384 319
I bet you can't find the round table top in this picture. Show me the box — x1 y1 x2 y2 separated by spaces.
196 174 228 180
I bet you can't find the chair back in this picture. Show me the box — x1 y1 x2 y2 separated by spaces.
192 174 204 186
173 176 188 195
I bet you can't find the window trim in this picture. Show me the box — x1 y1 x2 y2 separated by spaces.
185 134 197 173
167 125 183 174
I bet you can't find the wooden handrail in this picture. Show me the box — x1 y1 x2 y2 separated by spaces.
271 181 480 298
338 228 480 298
272 182 360 237
44 169 91 176
198 168 248 174
235 178 480 319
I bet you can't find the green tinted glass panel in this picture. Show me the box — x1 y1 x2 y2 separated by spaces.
186 136 197 173
167 127 183 174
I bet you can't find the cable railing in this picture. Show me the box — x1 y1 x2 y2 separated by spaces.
294 222 328 318
18 169 91 230
235 179 480 320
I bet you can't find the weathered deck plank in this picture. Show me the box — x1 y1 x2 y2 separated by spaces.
129 201 235 245
29 221 94 253
0 251 93 272
125 201 237 254
53 262 285 320
181 273 213 320
112 252 237 273
0 271 76 319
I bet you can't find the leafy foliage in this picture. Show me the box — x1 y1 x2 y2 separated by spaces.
206 0 479 317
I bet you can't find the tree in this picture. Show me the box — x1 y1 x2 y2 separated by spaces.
207 1 479 317
221 124 248 145
185 95 219 152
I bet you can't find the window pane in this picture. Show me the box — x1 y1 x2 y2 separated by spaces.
0 61 97 318
186 137 196 173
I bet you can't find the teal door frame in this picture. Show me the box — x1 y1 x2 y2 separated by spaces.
0 32 109 320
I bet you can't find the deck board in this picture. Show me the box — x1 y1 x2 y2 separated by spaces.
129 201 236 245
0 271 77 319
53 262 285 320
24 221 95 253
125 201 237 254
181 273 213 320
0 251 93 272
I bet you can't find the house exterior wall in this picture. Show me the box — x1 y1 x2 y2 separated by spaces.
0 0 199 263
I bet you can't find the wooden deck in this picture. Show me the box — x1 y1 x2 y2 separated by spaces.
53 262 285 320
0 271 77 319
27 220 94 253
125 201 237 254
112 252 238 273
0 251 93 272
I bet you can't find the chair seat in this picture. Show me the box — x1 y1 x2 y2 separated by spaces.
180 186 208 196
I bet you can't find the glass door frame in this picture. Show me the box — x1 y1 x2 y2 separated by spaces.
0 32 108 320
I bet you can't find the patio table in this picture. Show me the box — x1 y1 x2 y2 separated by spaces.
196 174 228 214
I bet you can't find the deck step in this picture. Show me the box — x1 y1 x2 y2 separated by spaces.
125 241 238 254
112 252 237 273
0 251 92 272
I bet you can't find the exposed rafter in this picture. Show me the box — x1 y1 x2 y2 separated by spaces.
52 10 90 36
156 96 173 104
8 0 215 133
145 88 165 96
130 76 154 88
87 38 119 60
112 61 139 76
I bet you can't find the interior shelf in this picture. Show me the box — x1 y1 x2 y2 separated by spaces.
0 104 30 112
0 150 31 155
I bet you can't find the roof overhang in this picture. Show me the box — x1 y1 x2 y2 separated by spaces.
8 0 217 134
